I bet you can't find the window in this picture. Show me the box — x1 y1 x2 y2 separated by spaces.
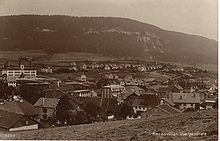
43 114 48 120
43 108 47 113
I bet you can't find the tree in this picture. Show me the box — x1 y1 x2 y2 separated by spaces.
67 109 88 125
56 95 72 125
114 103 133 120
84 102 100 122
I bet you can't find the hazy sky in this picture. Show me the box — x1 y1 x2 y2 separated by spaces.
0 0 217 40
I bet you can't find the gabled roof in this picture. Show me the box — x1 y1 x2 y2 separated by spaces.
43 89 66 98
104 85 125 89
59 84 76 92
157 104 181 115
142 104 181 116
0 100 38 116
0 110 23 129
34 98 60 109
174 84 183 90
161 98 175 106
122 86 145 99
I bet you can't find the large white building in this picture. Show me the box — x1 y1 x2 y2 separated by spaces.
1 65 37 86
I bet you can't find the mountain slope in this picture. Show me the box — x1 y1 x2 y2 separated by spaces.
0 15 217 64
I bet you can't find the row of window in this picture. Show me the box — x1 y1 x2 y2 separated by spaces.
134 106 147 110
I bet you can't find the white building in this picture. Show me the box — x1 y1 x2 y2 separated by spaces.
1 65 37 87
40 67 53 74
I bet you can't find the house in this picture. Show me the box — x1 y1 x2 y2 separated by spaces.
70 89 95 97
70 61 76 66
91 62 99 69
0 99 38 117
43 89 65 99
132 98 148 114
122 86 145 104
81 64 87 70
150 85 170 98
40 67 53 74
143 78 155 85
169 93 201 111
68 66 78 72
202 98 216 109
130 94 160 115
90 90 98 97
0 99 39 131
105 74 114 79
138 66 147 72
123 75 135 86
170 84 184 93
7 79 17 87
0 110 39 132
105 74 118 80
80 74 87 82
104 65 111 70
141 104 182 118
34 98 60 121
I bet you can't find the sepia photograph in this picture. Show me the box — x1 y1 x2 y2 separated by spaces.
0 0 218 140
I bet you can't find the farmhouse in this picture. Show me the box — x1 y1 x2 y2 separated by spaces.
0 99 39 131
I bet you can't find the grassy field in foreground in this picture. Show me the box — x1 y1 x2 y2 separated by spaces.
2 109 217 141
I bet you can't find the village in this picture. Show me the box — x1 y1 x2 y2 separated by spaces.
0 57 218 132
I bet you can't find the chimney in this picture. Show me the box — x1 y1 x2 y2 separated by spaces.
43 97 44 105
57 81 61 87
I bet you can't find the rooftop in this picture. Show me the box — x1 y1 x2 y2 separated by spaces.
34 98 60 109
0 99 38 116
104 85 125 89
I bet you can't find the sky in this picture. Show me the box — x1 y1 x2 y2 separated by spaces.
0 0 217 40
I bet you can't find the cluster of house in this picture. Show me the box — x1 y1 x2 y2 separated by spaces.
0 62 217 132
38 61 165 73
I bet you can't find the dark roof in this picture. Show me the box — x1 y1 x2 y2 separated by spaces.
174 84 183 90
157 104 181 115
132 98 145 107
43 89 66 98
122 86 145 99
0 110 23 129
0 100 38 116
34 98 60 108
142 104 181 117
59 84 76 92
161 98 175 106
